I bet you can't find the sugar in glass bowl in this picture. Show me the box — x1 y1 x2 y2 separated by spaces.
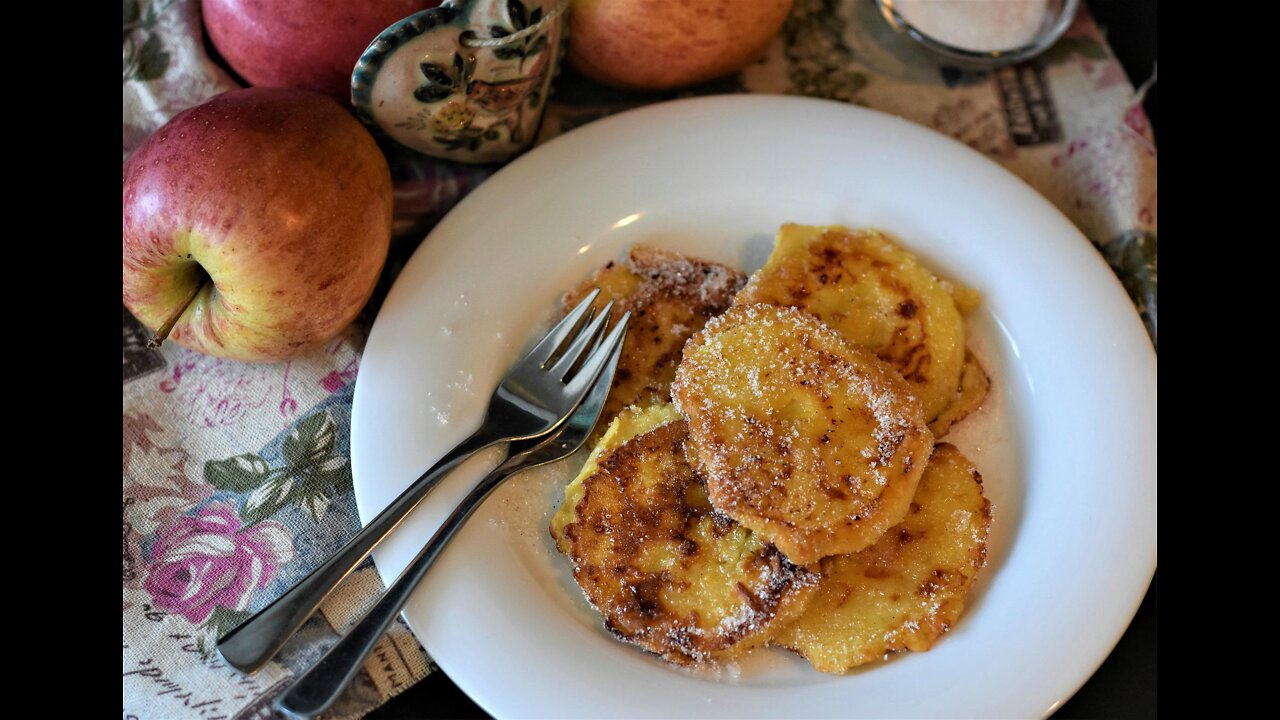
876 0 1080 70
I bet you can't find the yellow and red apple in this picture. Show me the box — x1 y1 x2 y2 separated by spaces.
122 88 392 362
567 0 793 91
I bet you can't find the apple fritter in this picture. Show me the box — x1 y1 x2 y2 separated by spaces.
733 224 967 422
672 304 933 565
774 443 991 674
549 403 683 553
944 280 983 317
563 246 746 441
928 351 990 437
558 408 820 664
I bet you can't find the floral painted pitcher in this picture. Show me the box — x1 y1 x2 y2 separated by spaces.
353 0 568 164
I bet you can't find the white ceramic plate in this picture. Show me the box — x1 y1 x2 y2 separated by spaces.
351 96 1156 718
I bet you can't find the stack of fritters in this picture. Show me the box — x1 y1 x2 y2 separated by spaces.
550 226 993 673
734 223 988 435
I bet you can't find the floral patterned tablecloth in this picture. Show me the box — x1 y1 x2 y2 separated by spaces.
122 1 1155 717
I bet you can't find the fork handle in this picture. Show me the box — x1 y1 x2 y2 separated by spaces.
276 461 512 719
216 429 502 674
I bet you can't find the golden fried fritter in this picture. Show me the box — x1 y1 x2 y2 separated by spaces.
734 224 966 421
672 304 933 565
774 443 991 673
928 351 990 437
550 403 682 553
563 246 746 441
557 407 820 664
944 280 983 317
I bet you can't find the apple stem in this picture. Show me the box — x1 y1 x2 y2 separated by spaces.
147 277 209 350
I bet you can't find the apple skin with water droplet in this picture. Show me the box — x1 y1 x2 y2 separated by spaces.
122 88 392 362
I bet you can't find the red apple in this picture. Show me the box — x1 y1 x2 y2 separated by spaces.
568 0 793 91
203 0 441 102
123 88 392 362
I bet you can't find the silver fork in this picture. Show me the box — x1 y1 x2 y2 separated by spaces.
217 289 623 674
275 314 628 719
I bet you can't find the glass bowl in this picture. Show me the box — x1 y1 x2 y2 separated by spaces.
875 0 1080 70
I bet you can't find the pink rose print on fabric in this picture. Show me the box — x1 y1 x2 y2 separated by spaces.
143 502 295 624
124 411 213 611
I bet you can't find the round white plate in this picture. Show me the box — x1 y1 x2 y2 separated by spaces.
352 96 1156 718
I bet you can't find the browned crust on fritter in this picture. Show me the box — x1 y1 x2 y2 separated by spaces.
928 351 991 437
672 304 934 565
561 420 820 664
564 246 746 438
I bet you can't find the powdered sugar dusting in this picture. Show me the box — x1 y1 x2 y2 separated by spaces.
628 246 745 307
673 303 932 562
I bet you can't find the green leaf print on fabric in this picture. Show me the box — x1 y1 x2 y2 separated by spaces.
205 410 350 525
205 454 272 493
242 473 299 526
1102 230 1157 345
123 0 175 82
283 412 339 466
781 0 871 103
133 33 171 81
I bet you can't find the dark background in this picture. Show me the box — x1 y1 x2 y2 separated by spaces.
368 1 1157 717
